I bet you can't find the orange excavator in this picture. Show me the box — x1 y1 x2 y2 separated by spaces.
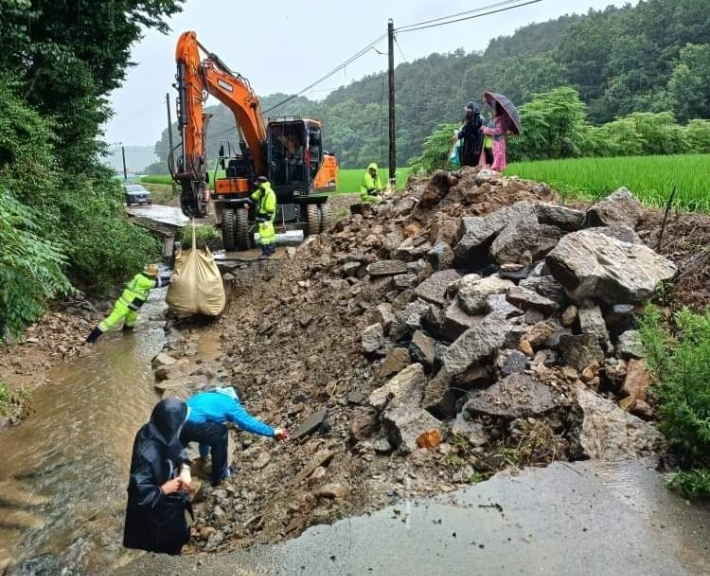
173 31 338 250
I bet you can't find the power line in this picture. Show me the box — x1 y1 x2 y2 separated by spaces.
397 0 530 31
397 0 548 33
263 34 387 114
394 36 409 63
115 98 165 122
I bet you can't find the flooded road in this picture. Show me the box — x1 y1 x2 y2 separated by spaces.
127 205 188 228
0 294 169 575
111 459 710 576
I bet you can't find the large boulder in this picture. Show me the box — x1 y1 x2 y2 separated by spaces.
410 330 437 369
559 333 604 371
377 347 412 378
427 241 454 272
490 219 562 265
451 413 488 446
620 358 651 411
369 363 427 410
454 203 537 267
361 323 386 356
421 367 457 418
464 374 556 419
367 260 408 277
457 275 515 315
617 330 643 359
443 312 510 376
585 188 643 229
535 203 585 231
453 216 499 267
546 229 677 304
518 275 566 302
578 305 610 346
506 286 560 315
575 386 665 460
594 225 642 245
440 300 485 342
414 269 461 305
383 407 445 453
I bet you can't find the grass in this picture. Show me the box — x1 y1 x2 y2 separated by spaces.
506 154 710 212
142 167 411 196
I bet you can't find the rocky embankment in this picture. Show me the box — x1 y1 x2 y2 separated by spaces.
150 167 700 554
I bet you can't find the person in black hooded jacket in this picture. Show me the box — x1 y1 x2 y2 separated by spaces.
455 101 484 167
123 398 192 556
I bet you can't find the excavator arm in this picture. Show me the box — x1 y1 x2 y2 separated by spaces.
174 31 267 217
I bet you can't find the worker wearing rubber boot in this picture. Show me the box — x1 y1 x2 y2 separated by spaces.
251 176 277 259
85 264 171 343
360 163 384 203
179 387 288 486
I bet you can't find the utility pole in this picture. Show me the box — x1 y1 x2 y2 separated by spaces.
387 18 396 190
121 145 128 180
166 93 177 196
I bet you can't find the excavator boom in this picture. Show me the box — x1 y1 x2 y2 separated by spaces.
174 31 267 216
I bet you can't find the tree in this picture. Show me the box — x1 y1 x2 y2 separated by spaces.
508 87 588 162
667 44 710 122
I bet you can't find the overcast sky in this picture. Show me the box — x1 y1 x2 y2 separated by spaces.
105 0 638 147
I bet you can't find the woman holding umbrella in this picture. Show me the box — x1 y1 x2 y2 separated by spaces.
481 92 522 172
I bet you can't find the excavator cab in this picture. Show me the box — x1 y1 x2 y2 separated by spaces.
266 117 337 198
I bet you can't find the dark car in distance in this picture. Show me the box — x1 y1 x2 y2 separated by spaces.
123 183 152 206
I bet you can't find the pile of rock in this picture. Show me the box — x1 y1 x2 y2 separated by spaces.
338 181 672 461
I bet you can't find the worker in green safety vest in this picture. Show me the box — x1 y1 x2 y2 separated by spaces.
85 264 172 343
250 176 277 259
359 163 384 203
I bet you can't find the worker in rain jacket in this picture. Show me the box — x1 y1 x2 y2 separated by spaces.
250 176 277 259
123 398 192 556
179 387 288 486
85 264 172 343
360 163 384 202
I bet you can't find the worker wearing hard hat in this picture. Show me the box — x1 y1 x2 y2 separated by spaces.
360 163 384 202
85 264 172 343
251 176 277 259
179 387 288 486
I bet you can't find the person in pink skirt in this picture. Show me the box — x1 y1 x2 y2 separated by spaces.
480 101 509 171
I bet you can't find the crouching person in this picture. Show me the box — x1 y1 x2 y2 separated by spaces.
180 387 288 486
123 398 192 556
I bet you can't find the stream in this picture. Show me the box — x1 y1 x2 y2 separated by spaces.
0 293 169 575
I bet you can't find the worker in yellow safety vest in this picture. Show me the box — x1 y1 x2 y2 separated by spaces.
85 264 171 343
359 163 384 203
250 176 277 259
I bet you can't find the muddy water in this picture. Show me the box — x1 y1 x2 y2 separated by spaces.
0 294 169 575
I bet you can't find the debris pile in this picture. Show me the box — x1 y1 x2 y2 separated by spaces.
154 167 688 553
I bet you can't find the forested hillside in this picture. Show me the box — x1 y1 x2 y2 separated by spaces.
151 0 710 171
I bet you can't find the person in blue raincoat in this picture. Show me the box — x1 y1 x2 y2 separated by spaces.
123 398 192 556
179 387 288 486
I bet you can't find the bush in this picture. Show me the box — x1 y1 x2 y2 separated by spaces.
408 123 459 175
0 190 72 337
57 170 160 293
640 306 710 498
178 224 220 250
